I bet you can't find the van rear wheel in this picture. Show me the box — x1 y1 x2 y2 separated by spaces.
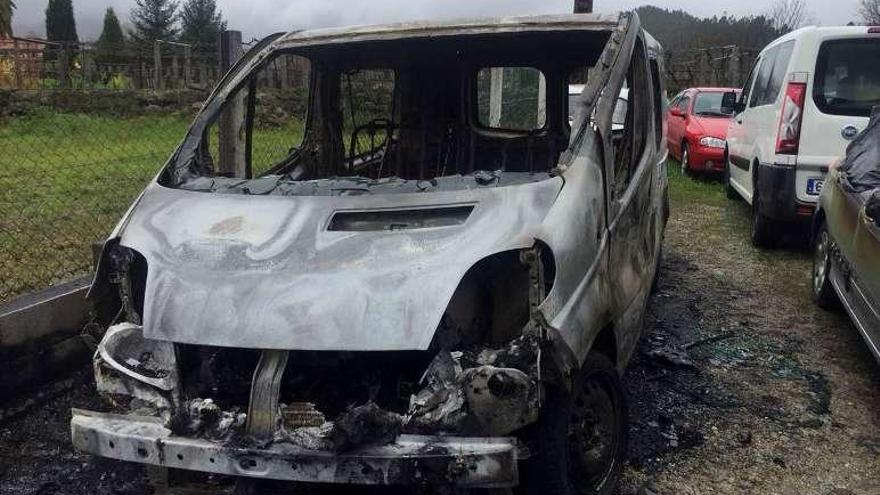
724 153 739 200
751 190 776 248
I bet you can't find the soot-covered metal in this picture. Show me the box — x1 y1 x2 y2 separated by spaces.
73 11 669 490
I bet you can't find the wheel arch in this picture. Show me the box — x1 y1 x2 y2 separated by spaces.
590 323 618 368
811 206 826 245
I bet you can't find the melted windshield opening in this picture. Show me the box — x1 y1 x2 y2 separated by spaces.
161 30 614 196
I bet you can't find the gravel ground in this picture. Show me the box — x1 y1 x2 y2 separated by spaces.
1 170 878 495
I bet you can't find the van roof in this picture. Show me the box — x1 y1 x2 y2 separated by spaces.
762 25 880 53
277 14 622 49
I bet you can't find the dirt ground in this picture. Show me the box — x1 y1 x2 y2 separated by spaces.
1 170 878 495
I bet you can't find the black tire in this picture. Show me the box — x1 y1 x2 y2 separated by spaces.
519 352 628 495
651 246 663 294
680 143 690 176
750 189 776 248
724 152 739 200
813 221 839 309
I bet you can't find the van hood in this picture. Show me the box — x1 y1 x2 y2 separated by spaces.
116 178 562 351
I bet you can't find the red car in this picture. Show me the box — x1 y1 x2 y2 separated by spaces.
667 87 740 174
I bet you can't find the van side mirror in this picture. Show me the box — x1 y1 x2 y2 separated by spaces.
669 106 684 118
722 91 744 114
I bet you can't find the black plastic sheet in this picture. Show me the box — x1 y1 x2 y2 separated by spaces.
839 106 880 194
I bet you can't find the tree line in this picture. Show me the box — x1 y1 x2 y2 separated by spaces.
43 0 225 60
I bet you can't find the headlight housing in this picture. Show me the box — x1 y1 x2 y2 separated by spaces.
700 136 726 149
94 323 179 413
98 323 178 390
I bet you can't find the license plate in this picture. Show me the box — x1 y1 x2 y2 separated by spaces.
807 178 824 196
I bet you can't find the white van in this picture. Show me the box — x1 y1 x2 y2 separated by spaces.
723 26 880 246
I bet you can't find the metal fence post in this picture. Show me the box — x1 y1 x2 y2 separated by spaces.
728 47 742 87
171 53 179 89
489 67 504 127
154 42 163 91
58 44 70 89
13 38 22 89
184 46 192 88
218 30 246 177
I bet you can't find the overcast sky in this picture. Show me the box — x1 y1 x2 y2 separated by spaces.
12 0 865 41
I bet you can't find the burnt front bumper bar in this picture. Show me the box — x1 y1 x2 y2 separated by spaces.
71 409 519 487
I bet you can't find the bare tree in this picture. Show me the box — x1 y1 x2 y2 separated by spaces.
767 0 812 32
861 0 880 24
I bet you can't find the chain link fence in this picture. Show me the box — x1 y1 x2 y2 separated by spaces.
0 38 293 304
0 40 349 304
663 45 758 93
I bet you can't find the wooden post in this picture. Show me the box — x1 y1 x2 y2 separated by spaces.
728 47 742 87
489 67 504 127
83 44 94 90
13 38 22 89
279 55 289 89
153 42 163 91
537 72 547 127
184 46 192 88
171 53 179 89
58 44 70 89
218 30 246 177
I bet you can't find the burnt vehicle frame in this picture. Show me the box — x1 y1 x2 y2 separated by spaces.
73 12 668 493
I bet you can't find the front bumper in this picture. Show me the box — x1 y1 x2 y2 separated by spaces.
71 409 519 487
687 145 725 172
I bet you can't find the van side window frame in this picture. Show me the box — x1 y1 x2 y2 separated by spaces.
750 46 779 108
740 58 760 108
611 39 651 199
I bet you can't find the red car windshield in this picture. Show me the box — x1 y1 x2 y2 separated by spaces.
693 92 736 117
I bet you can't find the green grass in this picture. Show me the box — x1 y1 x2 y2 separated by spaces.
0 111 190 301
665 161 813 300
0 110 303 302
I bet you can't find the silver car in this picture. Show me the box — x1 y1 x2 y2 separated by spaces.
73 12 667 494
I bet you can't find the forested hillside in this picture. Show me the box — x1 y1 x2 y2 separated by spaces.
635 6 785 90
636 5 783 53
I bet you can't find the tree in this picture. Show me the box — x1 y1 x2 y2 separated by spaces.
0 0 14 38
860 0 880 24
766 0 812 33
130 0 178 52
179 0 225 53
45 0 78 44
96 7 126 64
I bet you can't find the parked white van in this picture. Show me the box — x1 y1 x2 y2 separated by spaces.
723 26 880 247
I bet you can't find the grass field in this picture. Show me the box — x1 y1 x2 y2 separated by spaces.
0 111 188 301
0 110 303 303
